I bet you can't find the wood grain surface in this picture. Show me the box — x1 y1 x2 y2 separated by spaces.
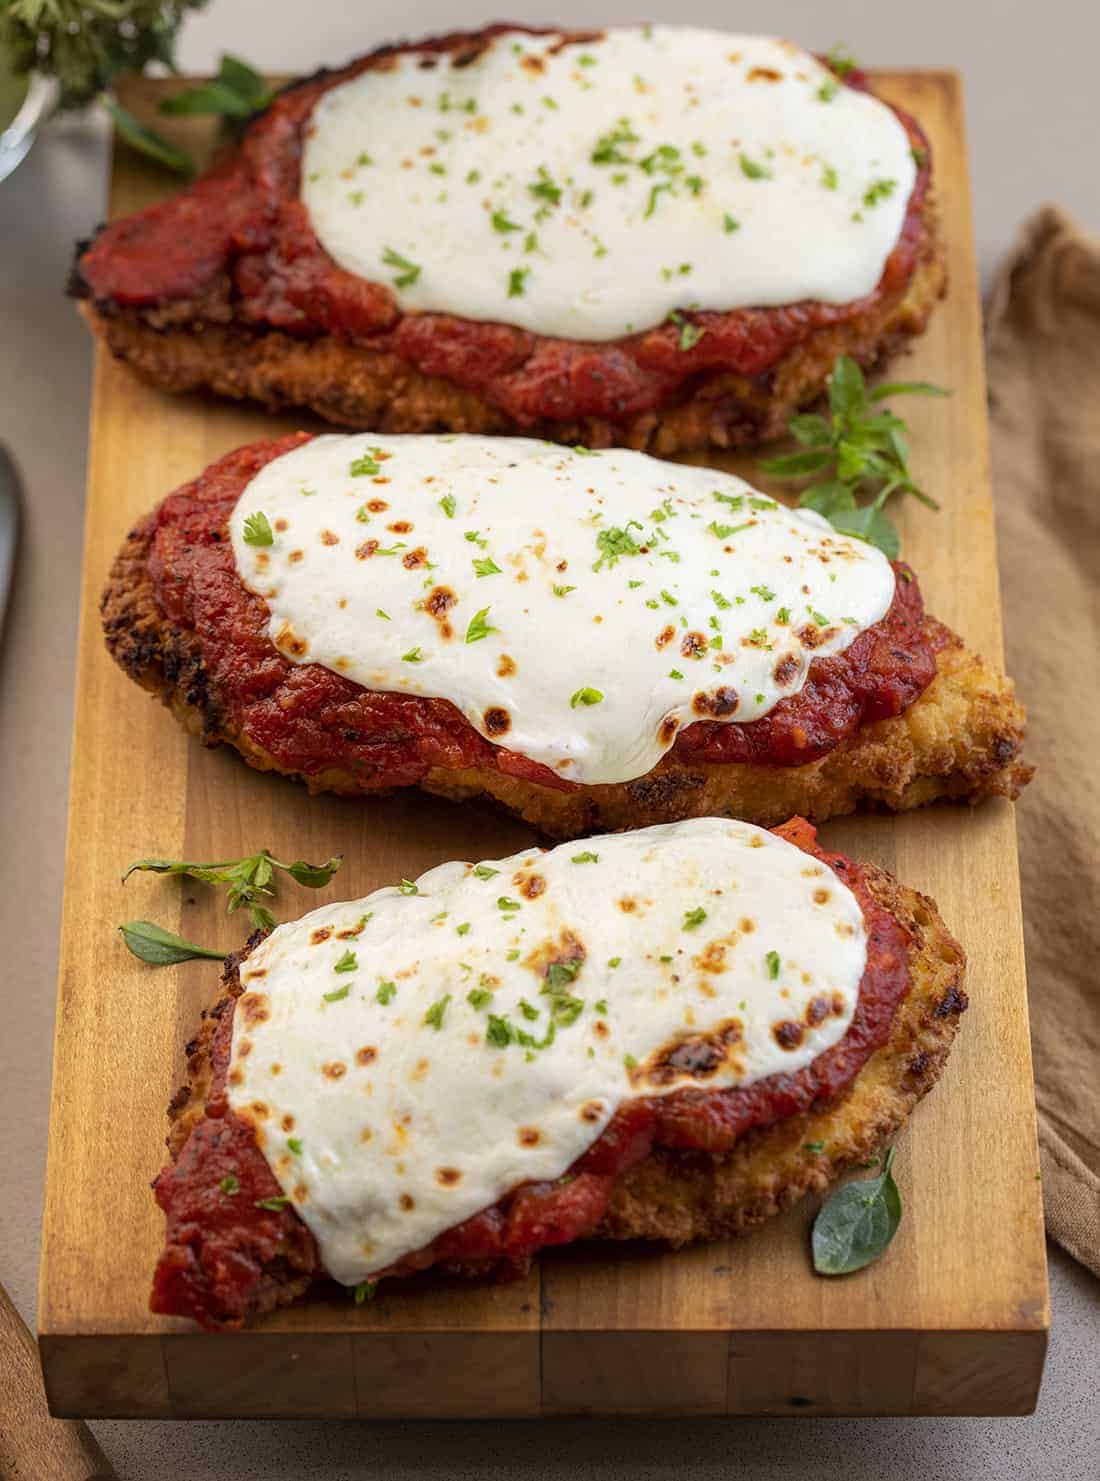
37 71 1048 1420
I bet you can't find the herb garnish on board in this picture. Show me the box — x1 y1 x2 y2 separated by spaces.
118 849 342 965
812 1145 902 1274
758 357 949 558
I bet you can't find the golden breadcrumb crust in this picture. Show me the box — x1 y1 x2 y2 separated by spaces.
102 511 1031 841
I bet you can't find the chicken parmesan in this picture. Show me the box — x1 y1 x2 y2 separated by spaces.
151 816 966 1330
102 433 1031 836
72 25 945 454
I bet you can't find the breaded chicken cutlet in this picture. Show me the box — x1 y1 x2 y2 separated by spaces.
71 25 945 456
101 433 1031 839
150 817 966 1330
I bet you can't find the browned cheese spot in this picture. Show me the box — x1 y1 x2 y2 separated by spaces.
692 686 739 718
773 1020 805 1050
360 1127 373 1143
356 1046 378 1066
658 714 680 746
367 498 389 512
399 1193 416 1211
747 65 783 81
517 871 546 900
254 552 270 570
275 623 308 659
619 897 637 913
355 540 380 560
580 1101 603 1123
693 935 738 974
250 1101 270 1119
239 992 270 1026
483 706 511 737
634 1018 744 1087
425 584 456 639
813 888 830 905
680 630 708 660
593 1019 610 1039
237 1039 252 1058
288 549 304 565
323 1061 347 1079
831 992 847 1016
805 996 830 1026
518 1126 542 1147
403 546 430 569
773 653 800 686
436 1167 462 1186
520 52 546 74
740 917 756 934
281 1113 295 1132
228 1067 244 1088
270 1063 282 1077
274 518 289 533
497 654 516 677
655 624 676 650
410 1057 430 1083
319 529 340 546
293 1183 308 1204
388 520 413 535
310 928 333 945
798 623 834 650
524 928 586 988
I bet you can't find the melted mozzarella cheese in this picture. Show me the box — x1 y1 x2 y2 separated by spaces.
230 434 894 786
228 817 866 1283
300 28 916 341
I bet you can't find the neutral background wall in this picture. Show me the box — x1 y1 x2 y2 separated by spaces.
2 2 1097 1477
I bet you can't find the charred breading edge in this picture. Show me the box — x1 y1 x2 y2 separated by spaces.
163 863 966 1306
73 193 945 458
102 514 1032 840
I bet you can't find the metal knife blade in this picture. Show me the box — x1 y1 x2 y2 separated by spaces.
0 444 21 635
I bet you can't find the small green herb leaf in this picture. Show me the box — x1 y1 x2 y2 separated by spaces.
160 53 272 119
103 99 195 177
119 920 223 966
382 246 421 288
423 994 452 1030
465 606 496 643
570 687 604 708
242 511 273 547
812 1146 902 1275
219 1174 240 1196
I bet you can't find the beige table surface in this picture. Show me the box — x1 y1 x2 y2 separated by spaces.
2 2 1098 1475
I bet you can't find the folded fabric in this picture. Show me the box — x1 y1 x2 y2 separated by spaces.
986 204 1100 1278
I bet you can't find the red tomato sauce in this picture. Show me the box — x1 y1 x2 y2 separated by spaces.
144 435 938 794
79 27 933 430
151 817 911 1329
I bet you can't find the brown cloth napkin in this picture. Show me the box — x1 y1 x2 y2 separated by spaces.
986 205 1100 1278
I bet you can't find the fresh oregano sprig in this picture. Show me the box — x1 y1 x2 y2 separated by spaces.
118 849 342 965
758 356 949 559
123 849 342 930
811 1145 902 1275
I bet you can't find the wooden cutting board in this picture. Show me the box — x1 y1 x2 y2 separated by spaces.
38 71 1048 1420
